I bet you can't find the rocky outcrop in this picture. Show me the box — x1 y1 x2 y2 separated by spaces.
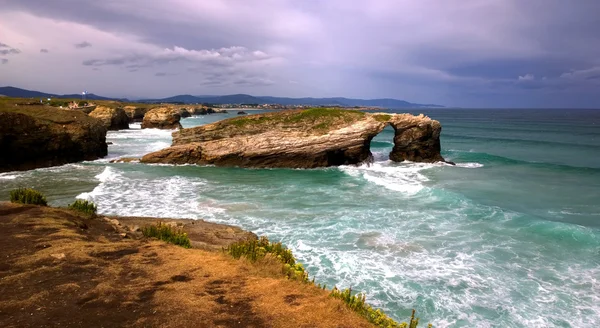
178 108 191 118
0 106 107 172
141 108 447 168
141 107 182 129
123 106 148 122
389 114 445 163
89 106 130 130
185 107 227 116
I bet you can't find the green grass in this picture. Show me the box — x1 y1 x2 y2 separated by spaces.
226 236 308 281
373 114 392 122
9 188 47 206
226 108 366 132
142 222 192 248
330 287 429 328
226 236 431 327
68 199 97 217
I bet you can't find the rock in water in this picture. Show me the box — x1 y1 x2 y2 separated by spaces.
389 114 446 163
141 108 446 168
89 106 130 130
0 106 107 172
141 107 182 129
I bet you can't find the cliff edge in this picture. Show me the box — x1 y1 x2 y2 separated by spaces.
0 105 107 172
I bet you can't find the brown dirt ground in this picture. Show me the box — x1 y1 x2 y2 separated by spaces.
0 202 373 328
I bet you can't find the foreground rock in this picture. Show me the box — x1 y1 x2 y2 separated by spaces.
89 106 130 130
141 107 182 129
0 202 372 327
141 108 447 168
0 105 107 172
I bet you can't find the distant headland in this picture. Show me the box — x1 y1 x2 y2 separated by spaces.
0 86 444 109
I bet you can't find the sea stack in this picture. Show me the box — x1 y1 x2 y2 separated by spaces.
141 107 182 129
89 106 130 130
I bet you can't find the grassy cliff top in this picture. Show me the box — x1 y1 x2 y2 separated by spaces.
0 103 98 125
0 202 379 327
176 108 369 143
227 107 365 130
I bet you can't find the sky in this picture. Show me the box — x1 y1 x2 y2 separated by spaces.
1 0 599 108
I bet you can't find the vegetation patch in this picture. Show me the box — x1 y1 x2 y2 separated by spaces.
9 188 48 206
68 199 97 217
142 222 192 248
225 108 366 132
226 236 308 281
226 236 430 327
373 114 392 122
330 287 429 328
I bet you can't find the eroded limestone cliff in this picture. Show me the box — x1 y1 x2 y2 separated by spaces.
89 106 130 130
141 107 182 129
0 105 107 172
141 108 446 168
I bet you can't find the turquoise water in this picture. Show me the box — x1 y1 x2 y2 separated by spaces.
1 109 599 327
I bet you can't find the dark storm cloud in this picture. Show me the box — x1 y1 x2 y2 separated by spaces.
40 48 49 53
0 42 21 55
1 59 8 64
74 41 92 49
2 0 600 106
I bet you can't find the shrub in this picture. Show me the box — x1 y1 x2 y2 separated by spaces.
226 236 309 281
68 199 97 217
330 287 430 328
142 222 192 248
9 188 48 206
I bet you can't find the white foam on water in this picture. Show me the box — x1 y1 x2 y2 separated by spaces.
75 166 224 220
455 162 484 168
0 173 20 180
339 161 435 195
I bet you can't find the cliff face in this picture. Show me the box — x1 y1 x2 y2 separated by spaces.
141 107 182 129
89 106 130 130
141 108 446 168
0 106 107 172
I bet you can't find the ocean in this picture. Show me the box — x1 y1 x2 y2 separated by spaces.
1 108 599 327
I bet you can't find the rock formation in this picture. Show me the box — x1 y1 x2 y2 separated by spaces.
178 108 191 118
123 106 148 122
185 107 227 116
141 108 447 168
0 105 107 172
89 106 130 130
141 107 182 129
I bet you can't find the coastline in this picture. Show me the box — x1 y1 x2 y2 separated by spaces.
0 202 408 327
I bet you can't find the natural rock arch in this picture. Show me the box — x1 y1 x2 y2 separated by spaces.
141 109 447 168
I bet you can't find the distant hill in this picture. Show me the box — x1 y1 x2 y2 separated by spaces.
140 95 443 108
0 86 125 101
0 86 443 108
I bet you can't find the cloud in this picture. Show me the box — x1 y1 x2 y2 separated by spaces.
1 0 599 107
1 59 8 64
0 42 21 55
40 48 49 53
74 41 92 49
518 74 535 81
560 66 600 81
